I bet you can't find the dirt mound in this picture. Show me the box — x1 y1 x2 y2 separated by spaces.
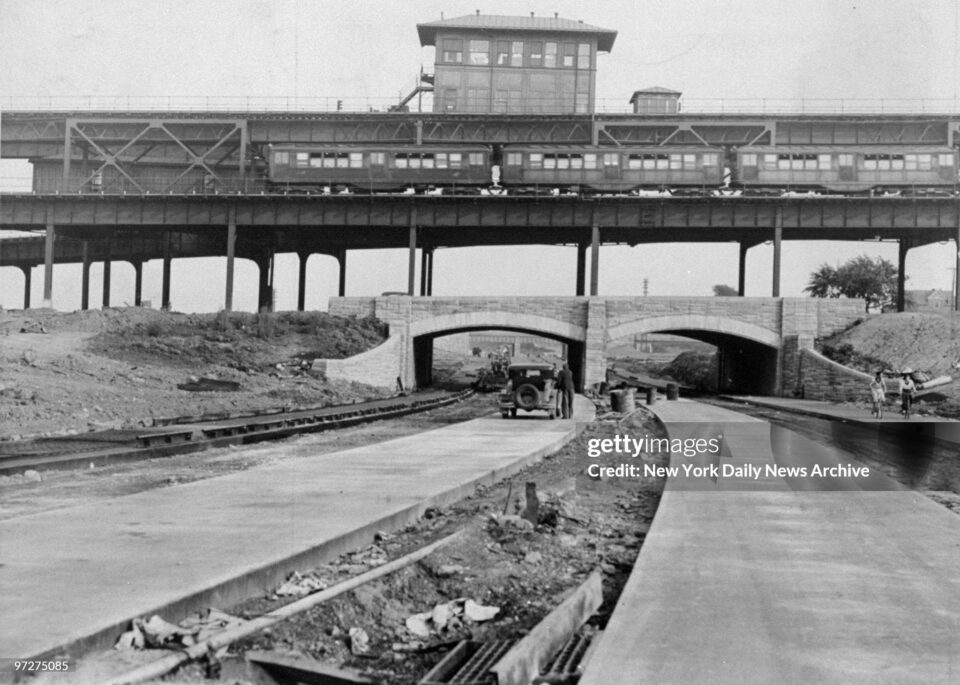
0 308 390 440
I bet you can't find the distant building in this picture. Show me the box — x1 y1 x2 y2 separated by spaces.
629 86 682 114
416 12 616 114
906 288 952 312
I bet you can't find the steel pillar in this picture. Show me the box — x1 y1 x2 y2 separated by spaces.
738 241 749 296
297 251 309 311
955 212 960 312
20 265 31 309
225 213 236 312
257 256 271 312
42 217 54 307
161 234 172 311
772 207 782 297
337 249 347 297
897 240 910 312
576 242 587 296
133 261 142 307
102 236 113 308
81 241 91 310
407 216 417 296
590 224 600 296
426 248 434 295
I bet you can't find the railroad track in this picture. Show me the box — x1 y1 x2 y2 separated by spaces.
0 389 473 476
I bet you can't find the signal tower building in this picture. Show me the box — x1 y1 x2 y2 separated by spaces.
416 12 617 114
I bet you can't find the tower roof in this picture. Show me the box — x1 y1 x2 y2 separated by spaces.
417 14 617 52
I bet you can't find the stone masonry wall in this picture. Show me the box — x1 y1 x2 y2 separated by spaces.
797 347 872 401
605 296 783 335
313 335 401 390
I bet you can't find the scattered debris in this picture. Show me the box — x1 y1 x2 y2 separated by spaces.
274 571 328 598
349 627 372 656
406 598 501 638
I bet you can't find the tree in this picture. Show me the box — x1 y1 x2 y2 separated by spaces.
712 284 738 296
804 255 900 312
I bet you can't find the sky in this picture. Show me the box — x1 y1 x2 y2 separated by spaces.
1 0 959 312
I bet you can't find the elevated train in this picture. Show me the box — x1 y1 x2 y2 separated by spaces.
266 143 959 196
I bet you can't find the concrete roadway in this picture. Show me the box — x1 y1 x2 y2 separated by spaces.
0 396 594 665
581 399 960 685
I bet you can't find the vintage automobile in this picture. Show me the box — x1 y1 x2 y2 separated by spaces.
499 363 558 419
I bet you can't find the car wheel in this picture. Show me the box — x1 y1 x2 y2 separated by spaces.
514 383 541 411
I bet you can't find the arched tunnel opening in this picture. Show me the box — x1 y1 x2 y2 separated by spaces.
413 328 586 391
607 329 779 396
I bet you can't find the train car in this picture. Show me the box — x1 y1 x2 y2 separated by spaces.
500 145 724 194
267 144 493 192
735 146 959 194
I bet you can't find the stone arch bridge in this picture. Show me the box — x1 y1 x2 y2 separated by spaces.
323 296 866 397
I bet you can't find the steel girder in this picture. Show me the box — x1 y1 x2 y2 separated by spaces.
59 118 248 193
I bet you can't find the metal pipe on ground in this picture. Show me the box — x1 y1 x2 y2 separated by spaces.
102 530 464 685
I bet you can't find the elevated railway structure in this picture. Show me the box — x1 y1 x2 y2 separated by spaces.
1 110 959 313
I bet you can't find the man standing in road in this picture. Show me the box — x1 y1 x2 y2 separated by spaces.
556 363 575 419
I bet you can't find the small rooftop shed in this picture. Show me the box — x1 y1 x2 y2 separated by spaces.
417 12 617 114
629 87 682 114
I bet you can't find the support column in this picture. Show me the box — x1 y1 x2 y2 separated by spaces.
42 217 55 307
133 261 143 307
419 247 429 296
225 210 236 312
257 257 271 312
81 241 91 310
297 251 309 311
738 241 749 296
897 239 910 312
772 207 782 298
407 218 417 296
590 224 600 296
575 242 587 296
337 249 347 297
161 233 172 311
102 235 113 308
426 248 434 295
955 219 960 312
20 266 32 309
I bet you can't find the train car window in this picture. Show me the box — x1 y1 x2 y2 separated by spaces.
804 155 817 170
528 42 543 67
511 41 524 67
449 153 463 169
703 153 719 166
683 154 697 169
545 43 558 68
863 155 878 170
469 40 490 66
409 156 421 169
544 156 557 170
497 41 510 65
791 156 804 170
570 154 584 169
557 155 571 170
818 154 832 169
370 152 386 166
296 152 309 167
628 155 644 170
642 156 656 170
577 43 590 69
505 152 522 166
529 153 543 169
434 153 447 168
763 154 777 169
939 154 954 167
349 153 363 168
778 155 791 170
877 156 891 170
274 151 290 165
890 155 904 170
395 154 408 169
442 39 463 64
311 155 326 168
422 154 435 169
562 43 576 67
469 153 484 166
905 154 917 170
670 154 683 170
603 153 620 167
838 154 853 166
656 155 669 169
741 153 757 166
336 153 350 168
584 153 597 169
918 154 932 170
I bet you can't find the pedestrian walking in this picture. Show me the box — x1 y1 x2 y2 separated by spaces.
899 368 916 419
556 363 575 419
869 371 887 419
